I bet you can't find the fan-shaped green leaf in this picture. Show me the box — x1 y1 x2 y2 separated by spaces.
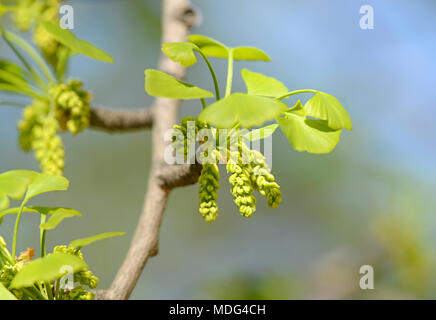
278 101 342 154
10 253 87 289
187 34 228 58
1 207 32 226
24 174 69 203
40 208 82 230
241 69 288 97
187 35 270 61
162 42 199 67
0 283 17 300
0 170 39 200
69 232 125 249
304 92 352 131
0 206 77 224
40 21 113 63
233 47 270 61
198 93 287 129
145 69 213 99
243 124 279 141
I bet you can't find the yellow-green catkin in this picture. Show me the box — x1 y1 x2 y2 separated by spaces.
173 116 207 159
31 116 65 175
53 245 98 293
18 98 49 151
33 0 65 63
51 80 92 135
249 149 282 209
64 287 94 300
12 0 44 31
12 0 65 65
18 98 65 175
198 163 220 222
226 149 257 218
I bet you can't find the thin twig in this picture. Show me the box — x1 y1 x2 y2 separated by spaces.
90 106 153 132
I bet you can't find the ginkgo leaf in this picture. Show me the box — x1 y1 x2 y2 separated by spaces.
198 93 287 129
10 253 87 289
278 101 342 154
40 21 114 63
187 34 228 58
24 174 69 203
0 206 75 224
233 47 271 61
0 207 33 222
145 69 213 99
162 42 199 67
304 92 352 131
243 124 279 141
241 69 288 97
188 35 270 61
0 283 16 300
0 170 39 200
69 232 125 249
39 208 82 230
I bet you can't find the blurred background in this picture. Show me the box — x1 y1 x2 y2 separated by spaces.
1 0 436 299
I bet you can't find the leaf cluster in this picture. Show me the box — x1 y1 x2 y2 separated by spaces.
0 170 124 300
146 35 353 154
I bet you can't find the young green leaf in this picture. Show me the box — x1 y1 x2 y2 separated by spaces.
0 60 28 81
198 93 287 129
10 253 87 289
40 21 114 63
0 170 39 200
39 208 82 230
241 69 288 97
0 70 32 91
0 83 43 99
277 101 342 154
145 69 213 99
24 174 69 203
304 92 352 131
187 34 229 58
162 42 199 67
69 232 125 249
1 29 56 83
0 206 77 225
0 207 34 225
233 47 270 61
243 124 279 141
187 35 270 61
0 283 17 300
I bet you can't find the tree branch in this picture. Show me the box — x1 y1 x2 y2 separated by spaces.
90 106 153 132
158 163 202 190
96 0 199 300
